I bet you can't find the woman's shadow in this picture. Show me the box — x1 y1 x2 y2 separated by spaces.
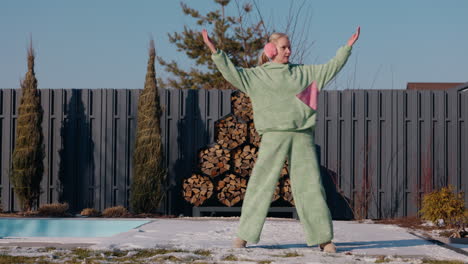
248 239 436 251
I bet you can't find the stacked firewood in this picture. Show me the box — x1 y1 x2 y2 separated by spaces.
198 144 231 177
182 91 294 207
217 173 247 207
248 122 261 147
232 145 257 177
182 174 214 206
215 115 248 149
281 176 294 205
231 91 253 122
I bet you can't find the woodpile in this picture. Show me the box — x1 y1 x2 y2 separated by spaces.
248 122 261 147
182 91 295 208
272 181 281 202
215 114 248 149
199 144 231 178
231 90 253 122
232 145 258 177
182 174 214 206
216 173 247 207
281 159 289 177
281 176 295 206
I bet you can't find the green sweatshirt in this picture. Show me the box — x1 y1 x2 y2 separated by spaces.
211 45 352 135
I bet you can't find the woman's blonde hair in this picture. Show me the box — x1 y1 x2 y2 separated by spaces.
258 32 289 65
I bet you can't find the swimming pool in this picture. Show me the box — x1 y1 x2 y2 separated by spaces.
0 219 150 238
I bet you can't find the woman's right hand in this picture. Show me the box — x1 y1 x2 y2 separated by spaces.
347 26 360 47
202 29 217 53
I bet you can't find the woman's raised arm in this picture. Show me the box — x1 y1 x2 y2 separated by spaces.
202 29 217 53
203 29 253 94
303 26 360 91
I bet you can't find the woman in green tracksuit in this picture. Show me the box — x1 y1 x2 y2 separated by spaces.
202 27 360 253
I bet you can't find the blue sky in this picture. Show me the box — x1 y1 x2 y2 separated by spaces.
1 0 467 90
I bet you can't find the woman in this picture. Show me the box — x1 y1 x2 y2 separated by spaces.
202 27 360 253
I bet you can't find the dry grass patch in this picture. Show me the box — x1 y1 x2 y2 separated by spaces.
70 248 92 259
132 248 187 258
158 255 181 261
284 251 303 257
193 249 212 256
0 255 49 264
37 247 56 253
102 250 127 258
102 206 129 217
272 251 303 258
38 203 69 217
421 259 465 264
80 208 101 217
222 254 238 261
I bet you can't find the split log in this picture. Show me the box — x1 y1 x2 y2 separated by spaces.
248 122 261 147
231 91 253 122
215 114 248 149
272 180 281 202
198 144 231 178
232 145 258 177
216 173 247 207
281 176 295 206
281 159 289 177
182 174 214 206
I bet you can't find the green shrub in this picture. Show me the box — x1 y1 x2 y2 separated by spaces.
38 203 69 216
420 185 465 227
80 208 101 217
102 206 129 217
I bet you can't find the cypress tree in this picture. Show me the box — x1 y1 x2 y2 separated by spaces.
130 39 167 213
11 41 44 211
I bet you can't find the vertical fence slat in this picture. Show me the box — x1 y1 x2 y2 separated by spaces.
395 91 406 218
1 90 13 211
341 90 353 219
127 89 140 208
433 91 446 189
446 90 458 192
39 89 50 206
0 90 4 209
420 91 432 212
406 91 419 216
353 91 365 218
460 90 468 206
367 91 379 219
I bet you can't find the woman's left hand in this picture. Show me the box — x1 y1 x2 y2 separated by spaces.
347 26 360 47
202 29 217 53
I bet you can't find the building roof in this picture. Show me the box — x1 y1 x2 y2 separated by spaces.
406 82 464 90
454 82 468 91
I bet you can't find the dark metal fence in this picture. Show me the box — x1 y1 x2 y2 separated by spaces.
0 85 466 219
316 84 468 219
0 88 231 215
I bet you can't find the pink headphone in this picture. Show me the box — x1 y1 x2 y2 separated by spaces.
264 43 278 59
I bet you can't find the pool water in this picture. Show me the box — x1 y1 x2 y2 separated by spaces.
0 219 150 237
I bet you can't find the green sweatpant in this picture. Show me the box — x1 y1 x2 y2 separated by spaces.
237 129 333 246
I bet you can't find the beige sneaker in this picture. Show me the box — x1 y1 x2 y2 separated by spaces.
319 241 337 253
232 237 247 248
